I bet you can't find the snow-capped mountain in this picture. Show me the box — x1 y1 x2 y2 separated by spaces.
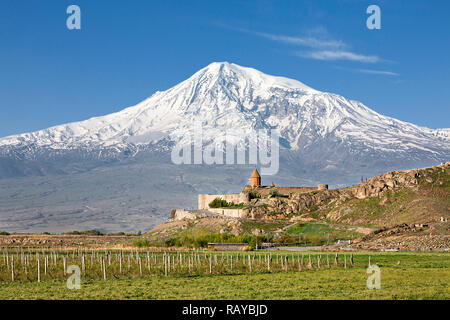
0 62 448 233
1 61 448 156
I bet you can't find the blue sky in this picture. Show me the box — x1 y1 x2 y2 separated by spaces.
0 0 449 137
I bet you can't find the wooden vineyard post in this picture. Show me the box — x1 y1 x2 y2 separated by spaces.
168 253 171 272
344 254 347 268
103 257 106 280
209 255 212 274
37 256 41 283
11 256 14 282
327 254 330 268
82 255 85 275
63 256 66 276
334 253 338 266
350 253 354 267
188 256 191 274
164 254 168 277
280 255 283 271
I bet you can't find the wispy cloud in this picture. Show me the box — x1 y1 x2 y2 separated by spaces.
296 50 381 63
335 66 399 76
356 69 399 76
249 30 345 49
218 24 387 64
218 24 345 49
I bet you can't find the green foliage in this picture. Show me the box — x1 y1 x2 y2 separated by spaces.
227 203 245 209
268 188 280 197
208 198 245 209
133 238 151 248
248 190 261 200
164 232 267 249
0 231 10 236
209 198 231 208
240 221 286 234
283 222 362 245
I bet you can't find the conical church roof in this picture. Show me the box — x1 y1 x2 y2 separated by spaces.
250 169 261 178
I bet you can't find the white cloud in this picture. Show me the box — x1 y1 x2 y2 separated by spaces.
218 24 345 49
296 50 381 63
218 24 386 64
356 69 399 76
334 66 399 76
250 30 345 49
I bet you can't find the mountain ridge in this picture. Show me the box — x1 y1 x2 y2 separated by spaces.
0 62 448 157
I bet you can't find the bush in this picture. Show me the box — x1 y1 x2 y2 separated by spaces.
248 190 261 199
162 232 268 248
133 239 151 248
209 198 231 208
0 231 10 236
268 188 280 197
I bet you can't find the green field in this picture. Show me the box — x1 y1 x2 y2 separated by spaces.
0 251 448 300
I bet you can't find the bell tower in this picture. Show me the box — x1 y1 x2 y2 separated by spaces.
250 169 261 187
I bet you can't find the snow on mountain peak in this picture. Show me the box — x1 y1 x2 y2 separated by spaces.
0 62 448 157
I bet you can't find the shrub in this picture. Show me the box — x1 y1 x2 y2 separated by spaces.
0 231 10 236
209 198 230 208
133 239 151 248
248 190 261 200
268 188 280 197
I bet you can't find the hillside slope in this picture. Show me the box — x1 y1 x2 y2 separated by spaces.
143 162 449 250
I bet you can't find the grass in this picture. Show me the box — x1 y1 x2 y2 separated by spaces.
240 220 287 234
0 251 448 300
282 222 362 245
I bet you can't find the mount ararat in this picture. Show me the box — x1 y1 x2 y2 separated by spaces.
0 62 448 233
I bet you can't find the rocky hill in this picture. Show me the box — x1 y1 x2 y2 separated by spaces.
143 162 449 250
241 162 449 227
